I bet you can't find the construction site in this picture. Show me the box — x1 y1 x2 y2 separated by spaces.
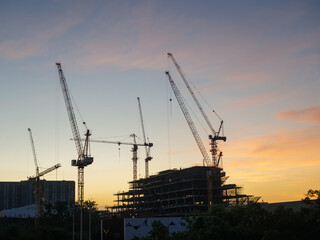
106 53 259 217
2 53 257 216
1 53 258 239
1 2 318 239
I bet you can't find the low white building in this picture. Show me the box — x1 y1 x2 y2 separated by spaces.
124 217 186 240
0 204 35 218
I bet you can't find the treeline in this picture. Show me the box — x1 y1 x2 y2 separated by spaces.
0 200 122 240
136 189 320 240
1 190 319 240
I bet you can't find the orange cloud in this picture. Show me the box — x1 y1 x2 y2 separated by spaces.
222 125 320 202
224 125 320 170
276 106 320 123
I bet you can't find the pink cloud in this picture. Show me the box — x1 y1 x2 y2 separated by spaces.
276 106 320 123
0 39 42 60
77 43 167 71
65 1 319 97
222 90 279 112
235 91 276 106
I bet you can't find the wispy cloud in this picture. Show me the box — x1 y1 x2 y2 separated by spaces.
276 106 320 123
76 43 167 70
0 39 41 60
0 6 85 60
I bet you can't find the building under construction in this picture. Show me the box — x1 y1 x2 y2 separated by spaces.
111 166 259 217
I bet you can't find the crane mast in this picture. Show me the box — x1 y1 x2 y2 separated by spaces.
137 97 152 178
165 71 211 166
167 53 226 167
131 134 138 181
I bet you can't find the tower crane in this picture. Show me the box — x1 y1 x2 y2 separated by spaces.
167 53 226 167
137 97 152 178
165 71 215 206
28 128 61 228
56 62 93 203
56 63 93 240
74 134 153 181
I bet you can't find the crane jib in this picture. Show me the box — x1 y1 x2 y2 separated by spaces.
165 71 211 166
56 63 83 157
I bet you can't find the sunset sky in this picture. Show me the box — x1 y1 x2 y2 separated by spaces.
0 0 319 209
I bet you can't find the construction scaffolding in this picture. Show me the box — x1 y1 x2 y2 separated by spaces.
110 166 259 217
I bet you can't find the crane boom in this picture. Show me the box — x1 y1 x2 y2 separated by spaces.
56 63 83 158
28 128 39 176
165 71 211 166
168 53 226 167
137 98 147 147
88 139 153 147
137 97 152 178
72 134 153 181
168 53 216 134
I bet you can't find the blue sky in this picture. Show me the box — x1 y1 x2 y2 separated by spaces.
0 0 319 208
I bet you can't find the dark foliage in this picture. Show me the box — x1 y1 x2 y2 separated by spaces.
0 200 101 240
1 190 319 240
136 189 320 240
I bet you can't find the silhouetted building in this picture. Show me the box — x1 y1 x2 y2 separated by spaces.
111 166 258 216
0 180 75 211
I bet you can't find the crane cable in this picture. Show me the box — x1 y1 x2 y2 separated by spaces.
188 77 224 125
181 94 210 136
166 56 172 169
167 57 210 136
69 90 88 131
